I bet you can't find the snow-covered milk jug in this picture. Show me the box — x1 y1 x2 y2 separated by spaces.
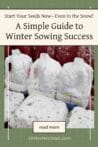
5 49 32 91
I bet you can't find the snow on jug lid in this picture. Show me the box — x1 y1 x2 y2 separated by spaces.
12 49 21 55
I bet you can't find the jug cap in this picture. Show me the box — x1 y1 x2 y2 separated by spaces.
12 49 21 55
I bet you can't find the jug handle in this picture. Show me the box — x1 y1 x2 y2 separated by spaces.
5 56 12 80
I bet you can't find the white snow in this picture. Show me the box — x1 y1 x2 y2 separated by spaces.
4 52 94 129
4 89 24 122
10 91 68 128
67 107 94 128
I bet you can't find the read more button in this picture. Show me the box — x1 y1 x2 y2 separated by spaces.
33 122 65 133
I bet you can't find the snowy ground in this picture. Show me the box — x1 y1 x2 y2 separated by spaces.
4 89 94 128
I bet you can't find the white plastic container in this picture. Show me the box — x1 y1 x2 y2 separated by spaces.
5 49 32 92
28 53 62 98
56 58 93 107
